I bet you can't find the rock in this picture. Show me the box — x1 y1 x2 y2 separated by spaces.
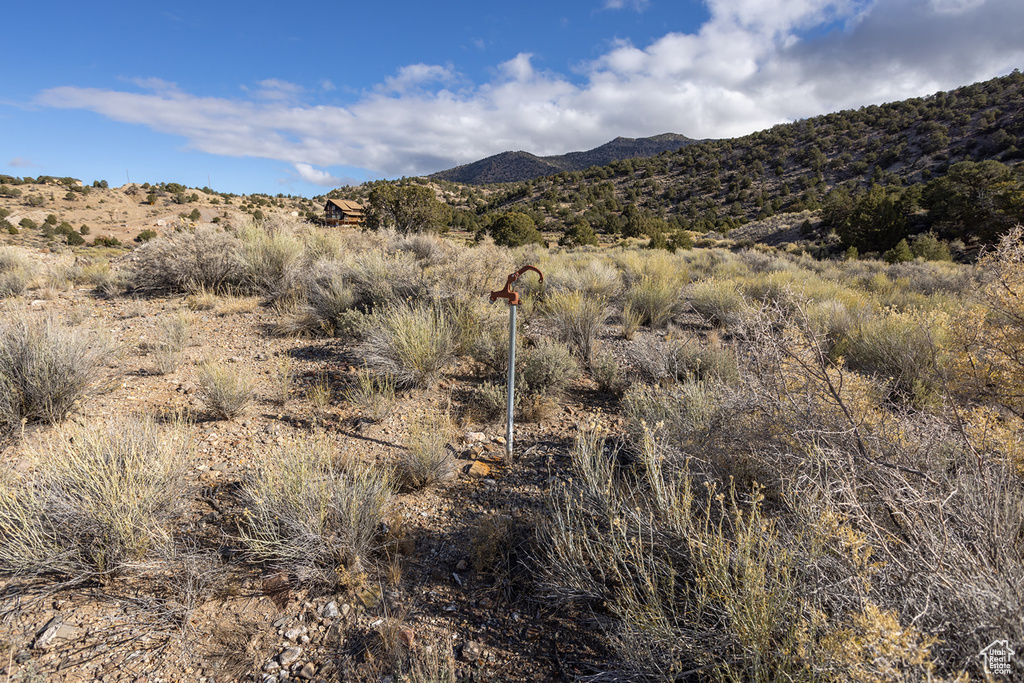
272 615 289 628
320 601 340 619
33 615 64 650
466 461 491 479
464 432 486 443
456 559 468 572
356 586 380 609
263 660 281 673
278 647 303 668
296 662 316 679
284 625 306 641
430 567 448 582
398 628 415 649
461 640 485 662
340 603 352 618
493 436 506 445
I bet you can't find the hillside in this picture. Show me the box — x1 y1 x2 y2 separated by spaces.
429 133 698 184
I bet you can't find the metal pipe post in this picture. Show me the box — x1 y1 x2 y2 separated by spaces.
505 302 517 459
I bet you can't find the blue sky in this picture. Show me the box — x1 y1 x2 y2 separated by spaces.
2 0 1022 197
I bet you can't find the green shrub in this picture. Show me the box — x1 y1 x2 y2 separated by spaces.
490 212 545 248
134 229 157 243
238 437 392 587
0 312 114 432
359 303 456 389
19 218 37 231
92 235 122 247
0 416 189 577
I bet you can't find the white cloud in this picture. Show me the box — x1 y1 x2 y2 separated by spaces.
7 157 37 168
35 0 1024 179
293 163 343 186
603 0 650 11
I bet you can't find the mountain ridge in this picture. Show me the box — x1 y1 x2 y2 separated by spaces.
429 133 701 184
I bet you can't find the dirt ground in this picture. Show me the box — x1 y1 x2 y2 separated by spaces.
0 242 639 682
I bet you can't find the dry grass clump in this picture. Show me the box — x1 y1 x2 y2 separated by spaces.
238 221 303 301
150 310 192 375
623 273 678 329
687 278 746 329
0 311 114 433
359 303 457 389
343 368 397 423
238 437 392 587
590 346 626 395
0 416 190 578
542 289 607 365
0 246 34 297
470 511 537 599
518 338 579 397
129 225 244 293
630 331 739 385
196 359 255 419
834 308 947 407
397 410 456 491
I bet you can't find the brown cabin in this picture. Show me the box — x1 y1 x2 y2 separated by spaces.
324 198 364 226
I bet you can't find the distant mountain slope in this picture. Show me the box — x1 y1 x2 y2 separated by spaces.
430 133 699 184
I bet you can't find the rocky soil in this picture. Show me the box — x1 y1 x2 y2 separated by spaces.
0 247 635 683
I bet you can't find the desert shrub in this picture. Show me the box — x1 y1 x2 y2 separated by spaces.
542 289 608 364
277 260 360 337
238 222 303 301
622 380 723 450
0 416 189 577
550 259 621 299
358 303 456 389
150 311 192 375
950 226 1024 416
134 229 157 243
389 231 454 265
0 312 114 432
470 511 537 598
621 301 642 339
623 274 679 329
341 250 426 310
196 360 255 419
397 410 456 491
468 381 508 422
128 225 243 293
518 338 579 397
834 309 946 406
537 424 973 683
343 368 397 423
590 346 626 396
688 279 746 329
0 247 34 297
92 235 121 247
238 437 392 587
630 332 740 385
469 317 519 378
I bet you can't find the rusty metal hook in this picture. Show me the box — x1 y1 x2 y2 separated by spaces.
489 265 544 306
